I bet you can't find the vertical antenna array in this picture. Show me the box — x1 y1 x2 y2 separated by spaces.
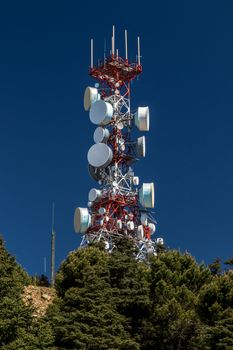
74 27 163 260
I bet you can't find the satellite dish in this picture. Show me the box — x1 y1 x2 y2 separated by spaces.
88 188 102 202
135 106 150 131
139 182 155 208
89 100 113 125
84 87 99 111
93 127 110 143
136 136 146 157
74 207 91 233
87 143 113 168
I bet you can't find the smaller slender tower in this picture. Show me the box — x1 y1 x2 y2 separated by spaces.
50 203 55 288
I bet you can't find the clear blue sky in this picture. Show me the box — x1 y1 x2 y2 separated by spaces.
0 1 233 276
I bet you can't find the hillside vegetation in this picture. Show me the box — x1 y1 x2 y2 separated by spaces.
1 236 233 349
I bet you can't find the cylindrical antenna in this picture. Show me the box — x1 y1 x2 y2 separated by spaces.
91 39 94 68
116 49 119 60
137 36 141 65
125 30 128 61
51 202 55 288
112 25 115 57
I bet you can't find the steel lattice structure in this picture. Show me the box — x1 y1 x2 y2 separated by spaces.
74 27 163 260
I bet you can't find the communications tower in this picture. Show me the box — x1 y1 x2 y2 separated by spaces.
74 27 163 260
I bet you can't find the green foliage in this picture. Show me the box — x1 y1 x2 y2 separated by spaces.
0 236 33 349
45 243 233 350
32 274 50 287
0 236 56 350
2 234 233 349
50 244 140 349
0 236 30 298
140 250 211 349
198 273 233 349
3 320 57 350
209 257 222 276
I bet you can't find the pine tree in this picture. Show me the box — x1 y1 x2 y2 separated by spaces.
0 236 55 350
49 244 139 349
198 273 233 349
209 258 222 276
0 236 32 348
140 250 212 349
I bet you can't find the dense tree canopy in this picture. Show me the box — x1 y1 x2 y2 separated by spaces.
0 236 31 348
0 236 55 350
1 234 233 349
46 240 233 349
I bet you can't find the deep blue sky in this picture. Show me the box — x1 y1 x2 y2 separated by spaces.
0 1 233 276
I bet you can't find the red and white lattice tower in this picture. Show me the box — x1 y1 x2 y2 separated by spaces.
74 27 163 260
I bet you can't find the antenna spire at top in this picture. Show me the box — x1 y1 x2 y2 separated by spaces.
137 36 141 65
90 39 94 68
125 29 128 61
112 25 115 57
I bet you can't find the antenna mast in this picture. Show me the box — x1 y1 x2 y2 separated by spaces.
51 203 55 288
74 26 164 261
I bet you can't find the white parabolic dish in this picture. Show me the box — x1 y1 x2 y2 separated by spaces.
93 127 110 143
74 207 91 233
87 143 113 168
139 182 155 208
137 136 146 157
89 100 113 125
84 87 99 111
88 188 101 202
135 106 150 131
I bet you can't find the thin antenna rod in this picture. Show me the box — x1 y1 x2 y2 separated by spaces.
137 36 141 65
91 39 94 68
112 25 115 57
104 38 106 66
52 202 55 232
51 202 55 288
125 30 128 61
116 49 119 60
44 256 47 274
